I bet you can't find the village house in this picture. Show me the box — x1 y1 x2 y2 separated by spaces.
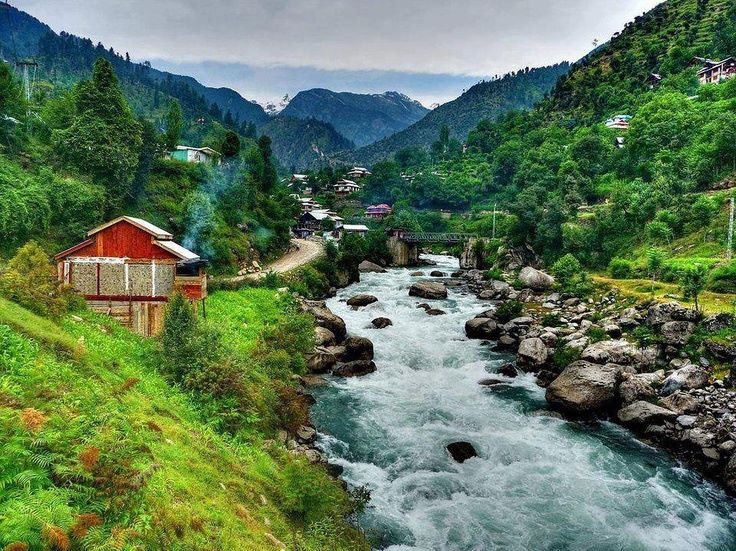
697 58 736 85
334 224 369 238
346 167 372 179
294 209 342 237
298 197 323 212
169 145 221 164
55 216 207 337
605 115 632 130
365 204 393 219
646 73 662 89
333 179 361 197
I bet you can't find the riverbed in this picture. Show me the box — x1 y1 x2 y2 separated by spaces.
310 255 736 551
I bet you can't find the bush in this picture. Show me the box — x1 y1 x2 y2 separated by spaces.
0 241 83 318
551 253 592 296
495 299 523 323
708 262 736 294
608 257 633 279
551 344 581 370
587 327 607 343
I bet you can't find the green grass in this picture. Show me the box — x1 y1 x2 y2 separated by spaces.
0 290 367 550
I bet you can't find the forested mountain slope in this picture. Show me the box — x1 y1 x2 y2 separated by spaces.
281 89 429 147
353 63 571 164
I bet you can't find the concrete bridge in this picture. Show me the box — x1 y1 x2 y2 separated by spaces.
386 228 483 267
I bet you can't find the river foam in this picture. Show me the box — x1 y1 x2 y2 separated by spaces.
311 255 736 551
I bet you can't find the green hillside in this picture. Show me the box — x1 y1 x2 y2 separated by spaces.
352 63 571 165
0 290 367 549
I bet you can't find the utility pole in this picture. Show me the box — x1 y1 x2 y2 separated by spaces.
728 195 734 262
492 203 497 240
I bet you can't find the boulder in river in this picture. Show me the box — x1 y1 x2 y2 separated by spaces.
409 282 448 300
546 361 622 413
372 317 393 329
333 360 377 377
517 337 548 369
344 336 374 361
465 318 499 340
315 326 337 347
307 347 337 374
498 362 518 378
347 294 378 308
309 305 347 342
359 260 387 273
430 270 445 277
426 308 446 316
446 441 478 463
518 267 554 291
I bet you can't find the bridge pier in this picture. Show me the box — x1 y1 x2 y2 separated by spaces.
388 236 419 267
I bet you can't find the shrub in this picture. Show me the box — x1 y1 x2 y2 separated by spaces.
551 344 581 370
0 241 83 318
550 253 592 296
708 262 736 294
587 327 607 344
485 268 504 281
608 257 633 279
495 300 523 323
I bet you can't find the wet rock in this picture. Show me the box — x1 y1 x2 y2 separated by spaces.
409 282 448 300
465 318 499 340
518 266 555 291
446 441 478 463
478 378 507 387
430 270 445 277
333 360 377 377
301 374 329 387
416 303 431 310
660 391 699 414
315 326 337 347
307 347 337 374
660 365 709 396
546 361 622 413
531 409 564 419
371 317 393 329
617 401 677 425
536 370 558 388
410 271 424 276
344 336 374 361
426 308 446 316
347 294 378 308
498 362 518 378
358 260 387 273
326 462 344 477
296 425 317 443
517 337 548 369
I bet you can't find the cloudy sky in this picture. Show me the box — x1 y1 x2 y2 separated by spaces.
17 0 661 106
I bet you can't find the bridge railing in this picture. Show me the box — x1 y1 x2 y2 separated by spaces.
402 232 475 244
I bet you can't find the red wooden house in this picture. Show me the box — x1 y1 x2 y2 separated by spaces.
55 216 207 336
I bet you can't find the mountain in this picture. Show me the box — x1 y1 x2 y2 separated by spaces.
281 89 430 147
352 63 571 164
260 116 355 170
0 5 269 127
262 94 292 115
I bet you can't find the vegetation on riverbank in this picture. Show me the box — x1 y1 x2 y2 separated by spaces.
0 287 368 549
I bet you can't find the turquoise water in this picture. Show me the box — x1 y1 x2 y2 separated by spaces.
311 256 736 551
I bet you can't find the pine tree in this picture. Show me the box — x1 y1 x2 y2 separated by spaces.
164 99 183 150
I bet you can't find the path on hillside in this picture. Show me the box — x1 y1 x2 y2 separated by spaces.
231 239 324 282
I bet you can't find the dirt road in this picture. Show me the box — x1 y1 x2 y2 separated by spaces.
232 239 324 281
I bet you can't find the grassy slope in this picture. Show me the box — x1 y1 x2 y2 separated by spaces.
0 293 366 550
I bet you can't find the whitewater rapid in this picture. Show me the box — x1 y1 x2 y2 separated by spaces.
310 255 736 551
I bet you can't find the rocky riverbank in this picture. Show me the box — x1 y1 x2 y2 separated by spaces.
461 266 736 493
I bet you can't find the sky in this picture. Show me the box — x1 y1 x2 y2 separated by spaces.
17 0 662 106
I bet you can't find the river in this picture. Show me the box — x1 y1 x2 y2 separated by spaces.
310 255 736 551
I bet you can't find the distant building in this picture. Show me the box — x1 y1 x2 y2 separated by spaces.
605 115 632 130
169 146 220 164
290 174 309 183
335 224 369 238
365 204 393 219
295 209 341 237
646 73 662 89
333 179 361 197
614 136 625 149
697 58 736 85
54 216 207 337
346 167 371 179
298 197 323 212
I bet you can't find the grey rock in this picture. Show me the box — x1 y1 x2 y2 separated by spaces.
307 347 337 374
661 365 710 396
647 301 699 327
310 306 347 342
618 401 677 425
546 361 622 413
518 266 555 291
660 391 699 414
701 313 734 333
517 338 548 368
358 260 387 273
580 339 642 366
344 336 374 361
676 415 697 428
296 425 317 443
409 281 448 300
333 360 377 377
426 308 446 316
660 321 695 346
